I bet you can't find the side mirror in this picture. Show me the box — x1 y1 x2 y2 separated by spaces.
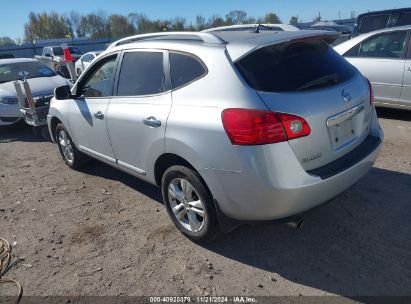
54 85 72 100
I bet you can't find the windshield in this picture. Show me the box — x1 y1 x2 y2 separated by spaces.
52 47 64 56
235 40 356 92
0 61 56 84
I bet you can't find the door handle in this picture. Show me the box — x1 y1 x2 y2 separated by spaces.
407 67 411 72
143 116 161 128
94 111 104 120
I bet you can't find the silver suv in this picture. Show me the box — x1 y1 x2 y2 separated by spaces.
48 31 383 242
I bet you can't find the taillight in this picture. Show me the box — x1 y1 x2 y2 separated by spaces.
366 78 373 106
275 113 311 140
221 109 310 145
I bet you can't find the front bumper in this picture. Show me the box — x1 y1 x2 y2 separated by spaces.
0 104 22 126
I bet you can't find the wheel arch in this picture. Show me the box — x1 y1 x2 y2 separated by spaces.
154 153 197 186
50 116 62 142
154 152 238 234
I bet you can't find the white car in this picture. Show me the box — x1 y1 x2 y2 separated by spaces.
75 51 102 76
334 25 411 110
48 31 382 242
0 58 69 126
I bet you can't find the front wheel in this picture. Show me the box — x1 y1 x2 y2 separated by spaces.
55 123 88 169
161 165 220 243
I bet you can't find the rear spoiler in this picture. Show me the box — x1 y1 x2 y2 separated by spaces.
226 30 339 62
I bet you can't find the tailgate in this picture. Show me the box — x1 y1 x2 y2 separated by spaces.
233 36 373 171
258 75 372 171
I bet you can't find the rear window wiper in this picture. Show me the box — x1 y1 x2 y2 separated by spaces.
296 73 340 91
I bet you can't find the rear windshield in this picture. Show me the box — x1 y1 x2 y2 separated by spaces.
235 40 356 92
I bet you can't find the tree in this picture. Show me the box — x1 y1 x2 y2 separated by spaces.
208 15 226 28
80 11 111 38
170 17 186 31
289 16 298 26
108 14 135 38
226 10 247 25
244 16 256 24
196 15 206 31
20 10 292 40
263 12 281 24
128 13 160 33
24 11 70 40
0 37 16 46
66 11 85 37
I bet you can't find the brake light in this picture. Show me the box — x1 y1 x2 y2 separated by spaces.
366 78 373 106
221 109 310 145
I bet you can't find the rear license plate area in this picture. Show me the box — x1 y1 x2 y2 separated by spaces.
327 104 365 151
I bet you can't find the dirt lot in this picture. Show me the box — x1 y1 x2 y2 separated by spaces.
1 108 410 300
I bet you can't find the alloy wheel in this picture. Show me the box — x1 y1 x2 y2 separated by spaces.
168 178 205 232
58 129 74 164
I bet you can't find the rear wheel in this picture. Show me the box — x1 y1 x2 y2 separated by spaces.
161 165 220 243
55 123 88 169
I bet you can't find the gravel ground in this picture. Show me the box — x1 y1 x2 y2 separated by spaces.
0 108 410 300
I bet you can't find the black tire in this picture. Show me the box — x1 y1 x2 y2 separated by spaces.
32 126 42 137
161 165 220 243
32 126 51 141
55 123 88 169
41 126 51 141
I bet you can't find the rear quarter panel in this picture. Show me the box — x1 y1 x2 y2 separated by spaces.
164 48 266 172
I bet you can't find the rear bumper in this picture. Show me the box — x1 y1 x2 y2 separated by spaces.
201 117 383 221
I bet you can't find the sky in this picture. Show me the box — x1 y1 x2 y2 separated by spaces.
1 0 410 39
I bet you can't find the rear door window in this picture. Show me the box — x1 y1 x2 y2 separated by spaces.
359 14 390 34
359 31 407 59
235 40 356 92
170 52 207 89
117 51 165 96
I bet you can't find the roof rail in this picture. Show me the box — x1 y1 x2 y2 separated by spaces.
108 32 225 49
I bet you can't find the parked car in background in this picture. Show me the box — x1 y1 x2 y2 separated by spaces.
309 22 353 35
334 25 411 110
351 7 411 37
303 22 353 45
35 46 83 78
39 46 83 61
48 30 382 242
203 23 299 32
0 58 70 126
75 51 102 76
